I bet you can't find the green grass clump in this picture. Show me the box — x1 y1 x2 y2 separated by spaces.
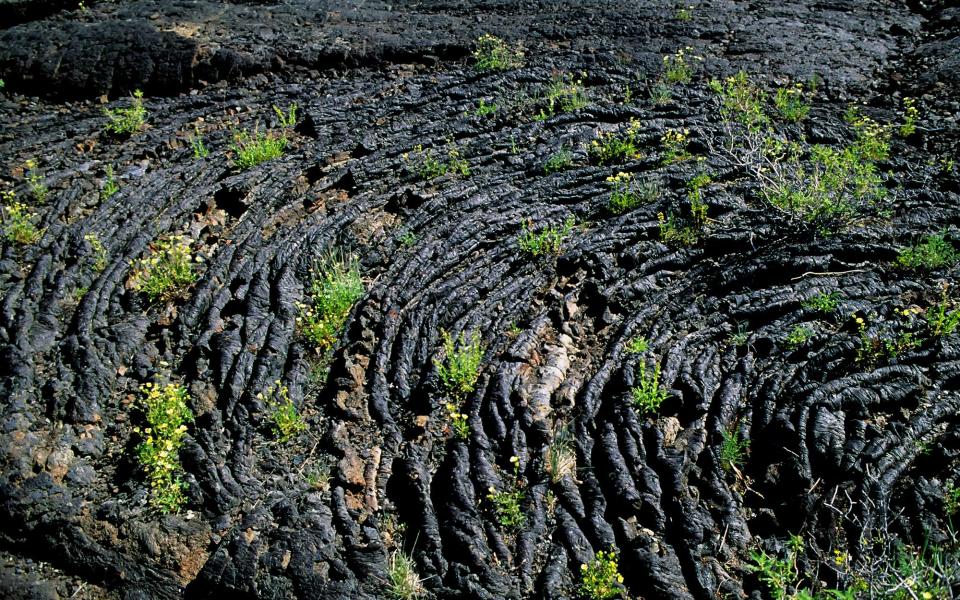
473 33 523 71
231 127 288 170
589 118 642 164
128 235 197 302
104 89 147 135
258 380 307 442
434 330 484 399
720 428 750 472
386 549 424 599
2 195 43 245
545 428 576 483
544 149 573 174
803 291 840 314
517 217 575 256
534 74 588 121
897 234 958 270
579 550 625 599
631 361 668 415
134 380 193 513
297 254 364 352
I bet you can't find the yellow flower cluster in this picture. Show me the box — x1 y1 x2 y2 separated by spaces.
128 235 198 302
134 381 193 512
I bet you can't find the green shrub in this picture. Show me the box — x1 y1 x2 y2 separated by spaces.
657 211 698 246
749 534 804 600
774 84 810 122
444 401 470 439
434 329 484 399
625 336 649 354
128 235 198 302
579 550 624 599
544 149 573 174
661 128 693 164
676 5 693 21
23 159 48 203
84 233 108 272
258 380 306 442
101 165 119 200
133 380 193 513
190 128 209 159
474 98 498 117
925 284 960 337
517 216 575 256
2 196 43 245
534 74 588 121
899 97 919 137
897 234 958 270
589 118 642 164
104 89 147 135
297 254 364 352
631 361 668 414
404 144 470 180
272 102 298 128
473 34 523 71
231 127 287 170
785 324 814 349
606 172 654 214
803 291 840 314
709 70 768 132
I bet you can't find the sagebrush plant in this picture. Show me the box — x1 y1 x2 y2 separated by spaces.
589 118 642 164
128 235 198 302
24 159 48 203
101 164 119 200
487 456 525 529
404 144 470 180
545 427 576 483
720 428 750 472
662 47 700 84
434 329 484 399
517 216 575 256
257 380 306 442
631 361 668 414
133 380 193 513
774 84 810 122
104 89 147 135
84 233 108 272
2 195 43 245
386 549 423 600
579 550 624 600
896 233 958 270
296 253 364 352
231 126 288 170
473 34 523 71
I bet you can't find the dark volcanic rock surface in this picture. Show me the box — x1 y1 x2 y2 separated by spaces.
1 1 959 599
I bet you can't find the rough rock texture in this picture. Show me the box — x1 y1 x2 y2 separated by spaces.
1 1 959 598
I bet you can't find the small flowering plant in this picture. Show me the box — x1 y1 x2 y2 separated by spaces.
487 455 525 530
133 380 193 513
579 549 625 599
445 402 470 439
128 235 198 302
662 47 702 84
661 128 693 164
258 380 306 442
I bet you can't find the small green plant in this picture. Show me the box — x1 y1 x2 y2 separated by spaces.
296 253 365 352
190 128 209 159
517 216 575 256
101 165 119 200
398 231 417 247
848 111 892 162
133 380 193 513
661 128 693 164
803 291 840 314
625 336 649 354
662 47 700 84
434 330 484 399
709 71 768 132
444 401 470 439
473 34 523 71
404 144 470 180
258 380 306 442
631 361 668 414
305 463 332 492
925 284 960 337
606 172 654 214
774 84 811 122
720 428 750 472
386 549 424 600
104 89 147 135
272 102 298 128
23 159 48 203
544 149 573 174
231 126 288 170
579 550 625 600
749 534 804 600
785 324 814 349
2 196 43 245
897 233 958 270
676 5 693 21
687 172 711 226
84 233 108 272
589 118 642 164
946 482 960 516
657 211 698 246
649 81 673 105
128 235 198 302
534 74 588 120
487 456 525 529
899 97 919 137
474 98 498 117
727 322 749 347
545 427 576 483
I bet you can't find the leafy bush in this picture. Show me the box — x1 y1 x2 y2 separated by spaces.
662 47 700 84
2 196 43 245
774 84 810 122
709 71 768 132
897 234 958 270
785 324 813 349
128 235 198 302
101 165 119 200
803 291 840 314
487 456 525 529
133 381 193 513
579 550 625 599
473 34 523 71
24 159 48 203
544 149 573 174
434 330 484 399
297 254 364 352
104 89 147 135
444 401 470 439
625 336 649 354
606 172 655 214
631 361 668 414
925 284 960 337
661 128 693 164
534 74 588 120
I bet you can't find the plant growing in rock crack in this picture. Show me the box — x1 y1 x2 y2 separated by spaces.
190 127 209 159
727 322 749 347
803 291 840 314
589 118 642 164
533 73 588 121
445 401 470 439
474 98 498 117
661 128 693 164
607 172 658 215
487 455 525 530
386 548 424 599
925 283 960 338
625 336 649 354
662 47 700 84
231 125 288 170
84 233 108 272
100 165 119 200
133 379 193 513
434 329 484 400
708 70 768 133
473 33 524 71
785 324 813 350
748 534 805 600
579 549 625 599
104 89 147 135
720 427 750 473
305 463 332 492
686 171 711 226
258 380 307 442
517 216 576 256
657 211 698 247
896 233 958 270
899 96 919 137
297 253 365 352
773 83 810 122
631 360 668 415
544 149 573 174
23 159 48 203
128 235 198 302
272 102 298 128
403 144 470 180
545 427 576 483
2 194 43 245
946 482 960 516
649 81 673 105
675 4 693 21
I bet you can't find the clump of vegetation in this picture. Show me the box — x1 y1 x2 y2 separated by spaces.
946 482 960 515
434 330 484 399
803 291 840 314
625 336 649 354
404 144 470 180
474 98 498 117
773 83 810 122
589 118 642 164
545 427 576 483
2 195 43 245
444 401 470 439
686 172 711 226
749 534 805 600
23 159 48 203
84 233 108 272
649 81 673 105
544 149 573 174
631 361 668 415
257 380 306 442
534 74 588 121
133 380 193 513
231 126 288 170
386 549 424 600
101 165 119 200
579 550 625 600
128 235 198 302
296 254 365 352
727 322 749 347
896 233 958 270
925 284 960 338
606 172 653 214
104 89 147 135
517 216 575 256
662 47 700 84
709 70 768 132
190 127 210 159
657 211 699 246
272 102 298 128
785 324 814 349
720 427 750 472
661 128 693 164
397 230 417 247
473 34 523 71
899 96 919 137
487 456 525 529
675 4 693 21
